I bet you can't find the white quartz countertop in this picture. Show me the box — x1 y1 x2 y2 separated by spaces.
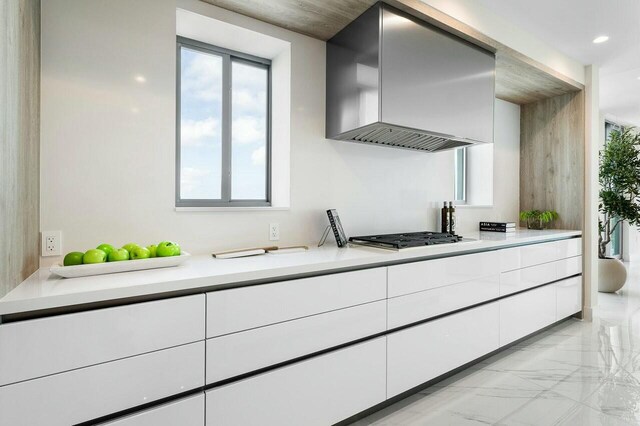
0 229 581 316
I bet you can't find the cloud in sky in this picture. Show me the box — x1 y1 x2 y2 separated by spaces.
181 116 219 147
181 49 222 103
181 166 220 199
232 116 265 145
251 146 266 166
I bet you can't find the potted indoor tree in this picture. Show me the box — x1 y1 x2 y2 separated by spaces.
599 127 640 292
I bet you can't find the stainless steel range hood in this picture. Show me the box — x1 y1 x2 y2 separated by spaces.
326 2 495 152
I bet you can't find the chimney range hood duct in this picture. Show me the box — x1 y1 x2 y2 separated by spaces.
326 2 496 152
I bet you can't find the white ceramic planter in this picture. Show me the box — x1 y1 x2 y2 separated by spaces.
598 257 627 293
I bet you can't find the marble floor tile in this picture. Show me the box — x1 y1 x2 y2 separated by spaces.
496 389 633 426
351 262 640 426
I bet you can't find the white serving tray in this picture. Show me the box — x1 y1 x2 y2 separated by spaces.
50 253 191 278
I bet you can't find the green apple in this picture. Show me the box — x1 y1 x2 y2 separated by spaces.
83 249 107 264
156 241 181 257
108 248 129 262
130 246 151 260
63 251 84 266
122 243 140 253
96 243 115 257
146 245 157 258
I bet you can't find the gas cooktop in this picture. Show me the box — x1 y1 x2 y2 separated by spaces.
348 231 462 250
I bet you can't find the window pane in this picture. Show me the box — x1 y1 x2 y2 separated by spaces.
231 60 268 200
454 148 466 202
180 47 223 199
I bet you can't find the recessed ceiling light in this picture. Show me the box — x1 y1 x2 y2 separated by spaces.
134 75 146 83
593 35 609 44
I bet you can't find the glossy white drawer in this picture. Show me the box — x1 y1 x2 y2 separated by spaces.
206 268 386 337
556 276 582 319
499 238 582 272
499 285 556 346
499 262 557 296
206 300 386 383
206 338 386 426
557 238 582 258
99 394 205 426
387 302 499 397
556 256 582 280
387 275 499 329
499 241 559 272
388 251 498 298
0 342 205 426
0 295 205 386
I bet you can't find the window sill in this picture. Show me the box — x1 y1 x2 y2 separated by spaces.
454 204 494 209
175 206 290 212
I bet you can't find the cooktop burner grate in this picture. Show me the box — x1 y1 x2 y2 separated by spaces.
349 231 462 249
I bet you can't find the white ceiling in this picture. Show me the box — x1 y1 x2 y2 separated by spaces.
475 0 640 125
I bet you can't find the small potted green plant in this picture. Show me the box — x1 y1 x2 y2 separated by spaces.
519 210 559 230
598 127 640 292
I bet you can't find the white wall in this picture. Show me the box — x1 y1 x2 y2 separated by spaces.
40 0 519 264
420 0 585 84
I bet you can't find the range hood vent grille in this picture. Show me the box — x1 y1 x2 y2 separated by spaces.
336 123 477 153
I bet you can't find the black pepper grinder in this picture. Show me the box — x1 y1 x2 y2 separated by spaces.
448 201 456 235
441 201 449 233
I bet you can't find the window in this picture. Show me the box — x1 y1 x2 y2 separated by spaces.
454 147 467 203
176 37 271 207
605 121 623 258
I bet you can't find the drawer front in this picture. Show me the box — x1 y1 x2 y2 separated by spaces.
207 268 386 337
499 241 559 272
557 238 582 258
556 276 582 320
387 302 499 397
499 262 557 296
206 300 386 383
388 251 498 298
387 275 499 329
99 394 205 426
0 342 205 426
0 294 205 386
206 338 386 426
499 285 556 346
556 256 582 280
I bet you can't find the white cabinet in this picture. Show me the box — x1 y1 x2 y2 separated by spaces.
388 251 498 297
0 342 205 426
556 256 582 280
99 394 205 426
387 275 499 329
205 338 386 426
556 276 582 320
499 285 556 346
499 238 582 272
557 238 582 258
207 268 386 337
0 294 205 386
499 262 556 296
206 300 386 383
387 303 500 397
499 241 558 272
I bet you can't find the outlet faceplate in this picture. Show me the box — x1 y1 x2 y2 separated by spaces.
42 231 62 256
269 223 280 241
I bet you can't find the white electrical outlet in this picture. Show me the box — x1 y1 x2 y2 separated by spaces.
269 223 280 241
42 231 62 257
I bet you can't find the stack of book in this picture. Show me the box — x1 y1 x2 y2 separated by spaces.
479 221 516 233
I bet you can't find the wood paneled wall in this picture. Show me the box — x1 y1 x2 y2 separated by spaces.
0 0 40 298
520 92 585 230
